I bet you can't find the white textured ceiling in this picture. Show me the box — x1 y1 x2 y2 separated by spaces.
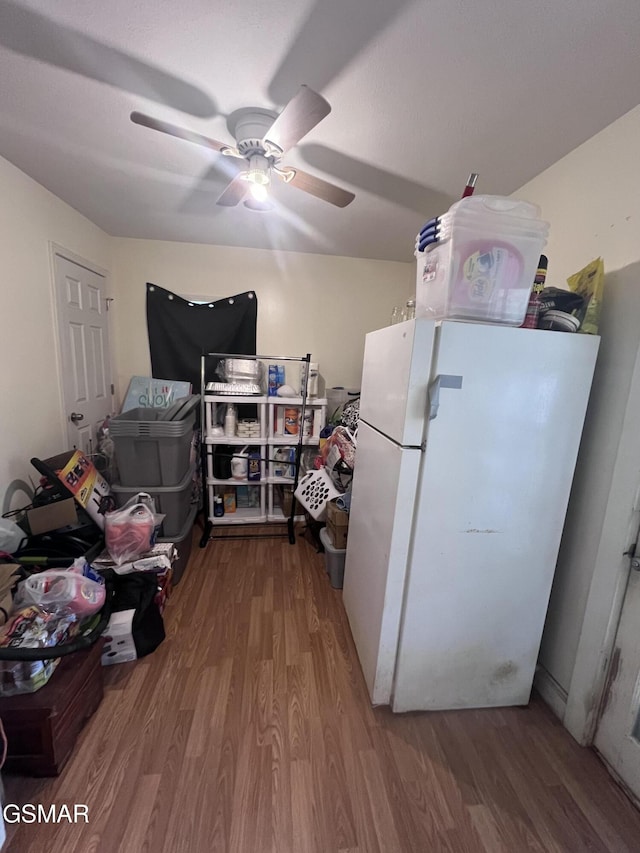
1 0 639 262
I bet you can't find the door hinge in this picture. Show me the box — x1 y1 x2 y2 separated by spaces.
110 383 115 395
624 542 640 570
105 298 114 311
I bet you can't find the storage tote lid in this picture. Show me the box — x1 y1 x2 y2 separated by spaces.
449 194 541 220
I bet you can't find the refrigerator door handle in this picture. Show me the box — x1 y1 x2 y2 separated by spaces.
428 374 463 420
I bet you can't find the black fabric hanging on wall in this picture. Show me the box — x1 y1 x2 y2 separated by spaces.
146 284 257 391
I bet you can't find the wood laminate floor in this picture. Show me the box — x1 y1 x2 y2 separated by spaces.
4 527 640 852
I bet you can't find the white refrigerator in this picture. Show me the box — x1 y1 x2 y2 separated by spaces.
342 318 599 712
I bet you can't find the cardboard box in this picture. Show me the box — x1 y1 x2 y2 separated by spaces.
326 499 349 549
26 498 77 536
53 450 111 531
274 484 294 517
101 609 137 666
223 491 236 513
0 564 21 625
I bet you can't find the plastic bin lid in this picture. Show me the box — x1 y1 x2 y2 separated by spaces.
449 195 541 219
415 214 549 256
113 396 200 424
113 407 162 422
421 210 549 238
111 460 196 493
158 394 200 421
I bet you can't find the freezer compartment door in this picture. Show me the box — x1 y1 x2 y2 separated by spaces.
359 318 436 446
392 321 600 711
342 421 421 705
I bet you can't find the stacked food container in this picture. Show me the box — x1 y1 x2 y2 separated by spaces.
109 396 200 582
415 195 550 326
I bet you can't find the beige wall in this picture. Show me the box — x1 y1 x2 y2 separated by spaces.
0 155 112 508
0 150 413 510
110 238 414 398
515 105 640 703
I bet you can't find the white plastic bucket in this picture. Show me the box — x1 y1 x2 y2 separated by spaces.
231 447 249 479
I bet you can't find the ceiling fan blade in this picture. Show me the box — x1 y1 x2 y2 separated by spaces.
216 173 249 207
130 112 232 154
263 86 331 154
279 167 355 208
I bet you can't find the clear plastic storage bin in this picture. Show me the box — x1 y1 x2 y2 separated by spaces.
415 196 549 326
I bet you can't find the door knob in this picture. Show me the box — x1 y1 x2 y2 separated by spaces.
70 412 84 423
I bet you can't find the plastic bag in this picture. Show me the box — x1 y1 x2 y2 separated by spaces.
0 605 78 649
320 426 357 493
321 426 357 470
0 517 27 554
68 556 106 586
13 570 106 617
0 657 60 696
567 257 604 335
104 493 164 566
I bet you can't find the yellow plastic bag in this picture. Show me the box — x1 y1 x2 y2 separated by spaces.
567 257 604 334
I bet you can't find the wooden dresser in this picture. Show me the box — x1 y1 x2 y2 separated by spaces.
0 639 104 776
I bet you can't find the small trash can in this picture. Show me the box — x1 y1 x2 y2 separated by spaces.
319 526 346 589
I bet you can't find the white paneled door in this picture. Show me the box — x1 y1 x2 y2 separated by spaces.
53 252 113 453
594 546 640 804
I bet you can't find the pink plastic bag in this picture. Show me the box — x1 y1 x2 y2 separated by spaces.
104 493 164 566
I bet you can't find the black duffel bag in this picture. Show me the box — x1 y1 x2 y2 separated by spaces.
109 570 165 659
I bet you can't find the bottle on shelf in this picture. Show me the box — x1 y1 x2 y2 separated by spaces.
300 362 319 398
521 255 548 329
224 403 237 437
390 306 404 325
284 407 299 435
405 299 416 321
248 450 261 481
302 411 313 437
213 494 225 517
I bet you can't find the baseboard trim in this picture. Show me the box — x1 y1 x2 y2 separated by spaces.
534 665 568 721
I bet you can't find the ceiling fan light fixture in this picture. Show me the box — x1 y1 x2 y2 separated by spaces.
131 86 355 209
246 153 270 186
249 182 269 202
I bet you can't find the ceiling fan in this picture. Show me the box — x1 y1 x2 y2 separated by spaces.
130 85 355 210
